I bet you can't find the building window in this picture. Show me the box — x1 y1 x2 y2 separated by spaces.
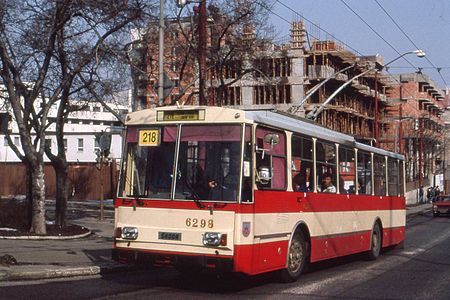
4 136 8 147
63 138 67 151
94 137 100 151
77 138 84 152
93 106 101 112
45 138 52 150
14 136 20 146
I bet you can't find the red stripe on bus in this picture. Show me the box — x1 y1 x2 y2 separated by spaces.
233 241 289 275
310 226 404 262
233 226 404 274
116 192 405 214
253 191 405 213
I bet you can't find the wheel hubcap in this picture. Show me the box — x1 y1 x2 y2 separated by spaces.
288 240 303 273
373 230 380 253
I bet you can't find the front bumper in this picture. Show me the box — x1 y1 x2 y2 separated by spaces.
112 248 234 272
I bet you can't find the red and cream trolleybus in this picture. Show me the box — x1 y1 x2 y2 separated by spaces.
113 106 405 281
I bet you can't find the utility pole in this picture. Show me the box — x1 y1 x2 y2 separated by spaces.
444 132 446 194
419 117 423 188
198 0 207 106
158 0 165 106
374 71 379 147
399 104 403 154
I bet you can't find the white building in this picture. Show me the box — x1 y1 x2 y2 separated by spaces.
0 99 128 163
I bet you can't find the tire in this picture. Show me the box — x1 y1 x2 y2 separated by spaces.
279 231 308 283
433 212 439 217
366 223 382 261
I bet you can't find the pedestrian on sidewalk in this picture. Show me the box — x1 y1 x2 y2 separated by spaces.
418 186 424 204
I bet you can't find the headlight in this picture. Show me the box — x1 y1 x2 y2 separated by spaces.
121 227 138 240
203 232 227 246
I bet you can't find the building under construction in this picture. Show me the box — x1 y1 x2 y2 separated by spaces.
130 16 447 198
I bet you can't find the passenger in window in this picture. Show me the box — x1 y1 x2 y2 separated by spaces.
339 176 346 194
321 173 336 193
293 173 312 192
348 182 360 194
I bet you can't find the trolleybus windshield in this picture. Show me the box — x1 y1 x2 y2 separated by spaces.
119 124 242 202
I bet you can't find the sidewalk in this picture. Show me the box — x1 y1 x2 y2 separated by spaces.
0 201 432 282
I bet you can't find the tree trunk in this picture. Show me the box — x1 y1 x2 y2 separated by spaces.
27 162 33 229
55 164 69 227
30 163 47 234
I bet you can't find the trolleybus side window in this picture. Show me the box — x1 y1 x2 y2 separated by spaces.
357 151 372 195
339 147 356 194
255 126 286 190
316 141 337 193
374 154 387 196
388 158 399 196
291 134 313 192
399 161 405 196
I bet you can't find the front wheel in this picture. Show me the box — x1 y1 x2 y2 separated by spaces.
279 231 308 283
366 223 382 261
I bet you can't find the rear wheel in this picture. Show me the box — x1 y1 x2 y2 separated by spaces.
279 231 308 282
366 223 382 261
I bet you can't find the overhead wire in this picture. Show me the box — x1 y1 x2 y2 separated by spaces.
374 0 449 87
274 0 364 56
260 0 434 103
339 0 418 71
258 0 365 61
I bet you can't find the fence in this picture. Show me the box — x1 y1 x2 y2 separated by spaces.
0 161 119 200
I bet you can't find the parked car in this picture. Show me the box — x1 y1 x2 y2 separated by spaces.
432 195 450 217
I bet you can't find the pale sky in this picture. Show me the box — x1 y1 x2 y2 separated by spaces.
269 0 450 89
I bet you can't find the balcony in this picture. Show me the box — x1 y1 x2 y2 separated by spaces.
307 65 349 81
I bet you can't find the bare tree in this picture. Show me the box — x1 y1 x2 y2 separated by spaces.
0 0 155 233
131 0 275 108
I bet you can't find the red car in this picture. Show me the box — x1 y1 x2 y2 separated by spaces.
432 195 450 217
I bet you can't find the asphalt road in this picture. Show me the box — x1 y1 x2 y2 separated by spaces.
1 211 450 300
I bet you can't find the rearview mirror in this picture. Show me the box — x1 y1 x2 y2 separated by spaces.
264 133 280 146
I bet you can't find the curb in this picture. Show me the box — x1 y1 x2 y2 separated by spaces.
406 207 432 220
0 263 139 282
0 230 92 240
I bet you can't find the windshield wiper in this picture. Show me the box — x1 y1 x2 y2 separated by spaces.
183 179 205 208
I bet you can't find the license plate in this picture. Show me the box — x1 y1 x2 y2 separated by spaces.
158 232 181 241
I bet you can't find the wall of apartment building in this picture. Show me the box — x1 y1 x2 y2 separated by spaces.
384 76 445 195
